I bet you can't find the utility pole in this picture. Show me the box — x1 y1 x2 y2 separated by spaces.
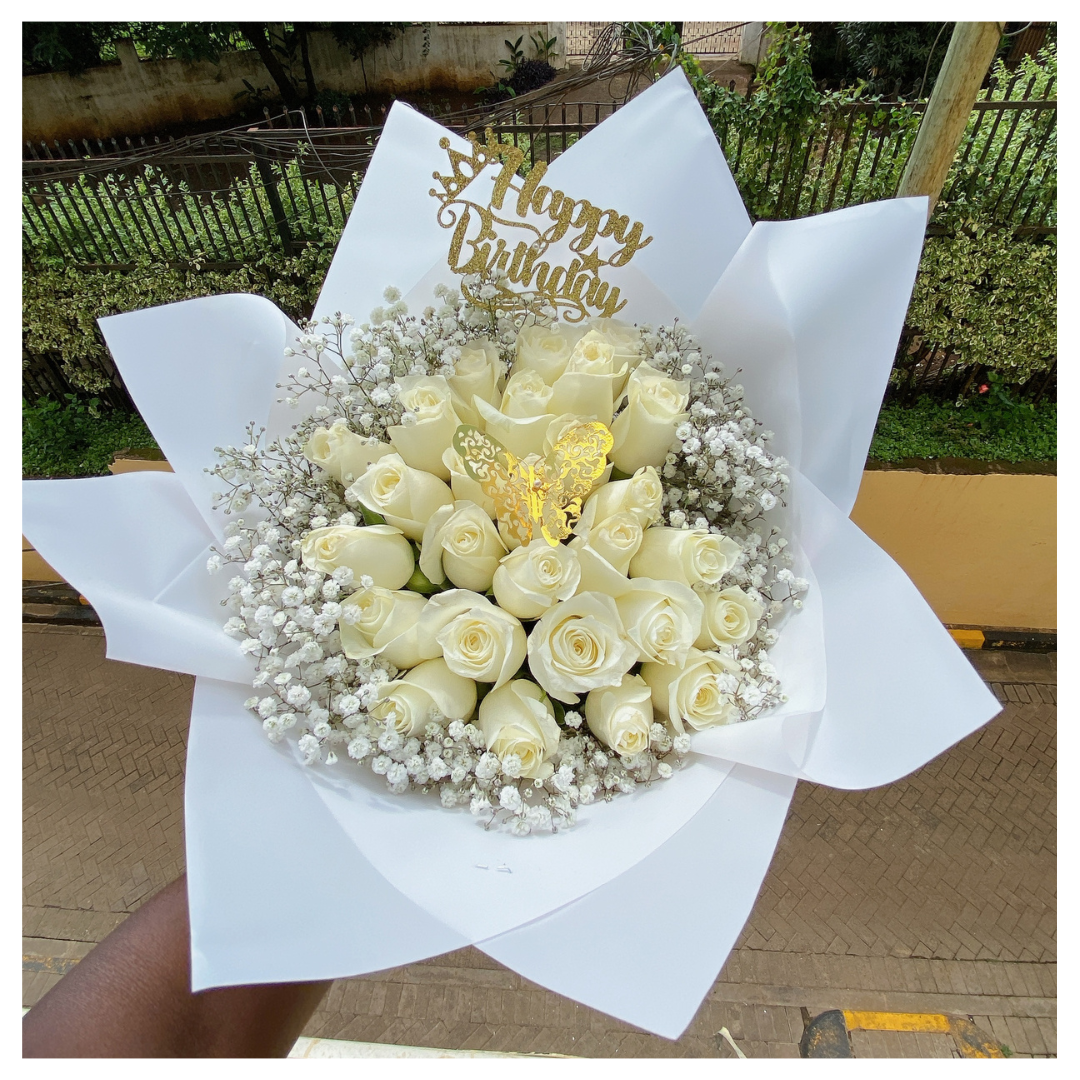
897 22 1006 220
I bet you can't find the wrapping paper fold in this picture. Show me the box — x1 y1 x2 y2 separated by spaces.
21 68 1000 1039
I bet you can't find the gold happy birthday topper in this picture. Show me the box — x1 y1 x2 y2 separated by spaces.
453 421 613 547
430 132 652 322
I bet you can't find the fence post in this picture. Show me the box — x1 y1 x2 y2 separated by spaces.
253 147 295 254
897 22 1006 220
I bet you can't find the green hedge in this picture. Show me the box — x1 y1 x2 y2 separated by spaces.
905 223 1056 383
23 240 339 395
22 224 1055 475
23 212 1056 401
697 25 1055 390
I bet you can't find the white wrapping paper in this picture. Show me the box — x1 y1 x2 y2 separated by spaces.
22 68 1000 1039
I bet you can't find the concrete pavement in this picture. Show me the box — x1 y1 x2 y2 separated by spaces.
23 625 1055 1057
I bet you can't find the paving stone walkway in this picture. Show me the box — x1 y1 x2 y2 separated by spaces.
23 625 1055 1057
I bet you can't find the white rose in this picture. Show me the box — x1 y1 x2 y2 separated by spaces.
697 586 765 648
300 525 414 590
419 501 508 593
568 332 631 390
581 318 644 374
568 538 634 599
571 511 642 575
527 592 638 704
576 466 664 534
346 454 454 541
387 375 463 479
547 342 627 428
441 446 498 518
542 411 594 452
370 658 477 736
478 680 561 780
614 578 704 665
500 368 554 418
474 370 554 460
512 322 585 384
642 648 742 733
447 338 503 427
415 590 526 688
629 527 741 587
609 363 689 474
585 673 653 757
338 586 429 670
303 423 394 487
492 539 581 620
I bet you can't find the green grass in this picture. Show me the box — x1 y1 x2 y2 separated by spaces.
869 395 1056 464
23 396 158 478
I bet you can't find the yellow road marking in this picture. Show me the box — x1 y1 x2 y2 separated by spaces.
950 1017 1006 1058
949 628 986 649
841 1011 1005 1057
843 1010 951 1033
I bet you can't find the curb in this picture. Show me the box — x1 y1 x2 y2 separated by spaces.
948 626 1056 652
21 583 99 626
22 583 100 627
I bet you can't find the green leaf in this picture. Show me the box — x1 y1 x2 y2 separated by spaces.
404 564 445 595
358 503 387 526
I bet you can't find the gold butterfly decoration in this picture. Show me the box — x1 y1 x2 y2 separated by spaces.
453 422 614 547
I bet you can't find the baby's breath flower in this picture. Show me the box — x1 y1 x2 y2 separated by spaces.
213 281 798 833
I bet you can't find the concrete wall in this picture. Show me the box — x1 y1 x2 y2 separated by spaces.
851 471 1056 631
738 22 771 68
23 23 567 144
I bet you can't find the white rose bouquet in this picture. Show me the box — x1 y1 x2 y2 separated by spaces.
23 70 1000 1037
208 276 807 834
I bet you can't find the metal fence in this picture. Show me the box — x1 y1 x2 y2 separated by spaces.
22 346 130 409
24 73 1055 271
712 70 1056 232
22 101 620 269
22 71 1056 404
